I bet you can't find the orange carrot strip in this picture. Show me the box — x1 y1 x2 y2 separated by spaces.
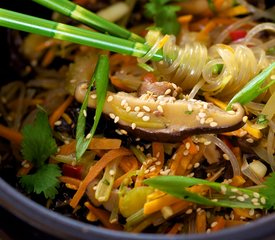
42 48 56 67
0 124 23 144
84 201 122 230
17 162 33 177
225 220 246 227
169 144 186 175
168 223 183 234
70 148 131 208
233 208 255 220
49 95 74 128
196 210 207 233
178 15 193 24
230 175 246 187
145 142 164 177
170 200 192 215
184 137 199 155
110 76 133 92
59 176 81 188
211 216 226 231
144 194 182 215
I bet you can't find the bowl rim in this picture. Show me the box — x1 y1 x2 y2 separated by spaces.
1 178 275 240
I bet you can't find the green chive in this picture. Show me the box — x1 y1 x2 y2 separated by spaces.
32 0 144 43
75 54 109 160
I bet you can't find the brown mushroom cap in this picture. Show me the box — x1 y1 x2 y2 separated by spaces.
75 82 245 143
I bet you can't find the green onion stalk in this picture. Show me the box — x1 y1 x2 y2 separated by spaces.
32 0 145 43
0 8 163 61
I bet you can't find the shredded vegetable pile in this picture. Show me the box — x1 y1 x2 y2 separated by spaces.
1 0 275 235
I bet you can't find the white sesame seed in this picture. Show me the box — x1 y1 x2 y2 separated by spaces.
194 162 200 168
185 142 191 150
227 110 235 115
172 83 177 89
150 166 156 172
260 197 266 204
93 185 97 190
243 194 249 199
200 118 205 124
80 83 88 90
114 116 120 123
115 129 123 135
185 209 193 214
109 113 116 119
206 229 211 233
237 196 245 202
255 213 261 218
251 198 259 203
204 141 211 146
223 153 230 160
210 121 218 127
107 95 114 102
90 94 97 99
120 129 128 135
137 112 144 118
242 116 248 123
131 123 136 130
134 106 140 112
188 172 194 177
198 112 206 118
109 169 115 176
144 169 150 174
143 106 151 112
155 161 161 166
271 75 275 80
70 79 77 83
157 105 164 113
23 163 30 168
121 99 127 106
211 199 218 202
86 133 92 139
207 173 211 178
187 104 193 112
211 221 218 228
164 89 171 95
54 120 62 126
187 164 193 169
205 117 214 124
221 185 227 194
253 202 260 206
183 150 189 156
246 138 254 143
83 109 87 117
253 192 260 198
142 115 150 121
231 188 238 193
229 196 236 199
126 106 131 112
249 209 255 216
196 208 202 213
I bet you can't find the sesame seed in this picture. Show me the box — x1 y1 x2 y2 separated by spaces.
185 209 193 214
237 196 245 202
90 94 97 99
80 83 88 90
223 153 230 160
155 161 161 166
120 129 128 135
221 185 227 194
70 79 77 83
251 198 259 203
205 117 214 124
54 120 62 126
64 140 70 145
144 169 150 174
121 99 127 106
260 197 266 204
93 185 97 190
114 116 120 123
204 141 211 145
150 166 156 172
142 115 150 121
109 169 115 176
137 112 144 118
172 83 177 89
187 104 193 112
156 152 160 158
185 142 191 149
109 113 116 119
231 188 238 193
164 89 171 95
200 118 205 124
211 221 218 228
183 150 189 156
83 109 87 117
143 106 151 112
198 112 206 118
206 229 211 233
115 129 123 135
253 192 260 198
196 208 202 213
194 163 200 168
188 172 194 177
227 110 235 115
187 164 193 169
242 116 248 123
86 133 92 139
243 194 249 199
23 163 30 168
211 199 218 202
157 105 164 113
249 209 255 216
210 121 218 127
126 106 131 112
255 213 261 218
207 173 211 177
131 123 136 130
253 202 260 206
229 196 236 199
246 138 254 143
134 106 140 112
107 95 114 102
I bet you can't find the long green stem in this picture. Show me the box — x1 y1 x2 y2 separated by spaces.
0 8 163 61
32 0 144 43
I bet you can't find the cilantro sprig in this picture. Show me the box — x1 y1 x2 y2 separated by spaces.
20 109 61 199
144 0 185 35
144 174 275 210
76 54 109 160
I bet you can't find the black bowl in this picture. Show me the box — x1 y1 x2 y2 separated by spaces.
1 1 275 239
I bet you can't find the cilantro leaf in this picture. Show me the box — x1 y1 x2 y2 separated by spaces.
259 172 275 209
20 164 61 199
21 110 57 167
144 0 181 35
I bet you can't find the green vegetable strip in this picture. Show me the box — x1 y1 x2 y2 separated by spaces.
227 62 275 110
0 9 163 61
32 0 145 43
144 176 266 209
76 54 109 160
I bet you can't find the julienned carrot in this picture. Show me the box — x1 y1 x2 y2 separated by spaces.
184 137 198 155
169 144 186 175
177 15 193 24
110 76 133 92
168 223 183 234
233 208 255 220
211 216 226 232
196 210 207 233
113 156 138 188
230 175 246 187
70 147 132 208
0 124 23 144
144 194 182 215
42 47 56 67
59 176 81 188
84 201 122 230
58 138 122 155
49 95 74 128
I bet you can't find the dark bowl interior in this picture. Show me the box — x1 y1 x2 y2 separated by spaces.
1 1 275 239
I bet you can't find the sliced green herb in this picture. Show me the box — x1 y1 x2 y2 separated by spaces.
227 62 275 110
144 175 273 209
76 54 109 160
256 114 268 125
185 110 193 115
144 0 182 35
212 64 223 75
20 109 60 199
